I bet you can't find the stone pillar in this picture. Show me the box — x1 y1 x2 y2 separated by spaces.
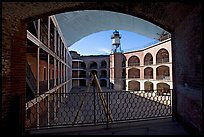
140 81 144 90
153 82 157 90
153 66 157 80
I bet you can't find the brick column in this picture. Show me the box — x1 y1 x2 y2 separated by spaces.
2 18 27 134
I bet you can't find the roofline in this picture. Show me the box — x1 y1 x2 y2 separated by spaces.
123 38 171 54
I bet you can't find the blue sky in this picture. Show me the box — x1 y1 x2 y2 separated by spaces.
68 30 159 55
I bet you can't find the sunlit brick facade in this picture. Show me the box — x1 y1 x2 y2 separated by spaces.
123 38 173 91
71 38 172 91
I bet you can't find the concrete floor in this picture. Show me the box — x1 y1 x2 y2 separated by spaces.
27 118 189 135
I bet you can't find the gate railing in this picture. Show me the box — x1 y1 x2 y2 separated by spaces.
25 89 173 130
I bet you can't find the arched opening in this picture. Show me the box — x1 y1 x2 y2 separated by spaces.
2 2 202 135
144 67 153 79
100 70 107 78
90 70 98 77
128 80 140 91
100 79 107 87
89 61 98 69
156 48 169 64
144 53 153 65
100 60 107 68
156 82 170 96
157 82 170 89
80 62 86 69
128 56 140 67
144 81 153 92
128 68 140 79
156 65 170 80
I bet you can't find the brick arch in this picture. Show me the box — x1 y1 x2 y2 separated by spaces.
156 48 169 64
100 79 107 87
144 67 153 79
3 2 191 98
100 60 107 68
156 65 170 80
144 53 153 65
3 2 181 30
128 80 140 91
128 56 140 67
128 68 140 79
100 70 107 78
89 61 98 69
157 82 170 89
80 62 86 69
2 2 202 135
144 81 154 91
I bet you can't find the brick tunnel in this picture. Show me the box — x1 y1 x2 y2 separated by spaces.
2 2 202 135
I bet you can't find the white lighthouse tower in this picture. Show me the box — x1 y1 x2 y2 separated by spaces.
111 30 122 53
110 30 124 90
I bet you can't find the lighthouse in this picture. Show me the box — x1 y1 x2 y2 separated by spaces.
110 30 125 90
111 30 122 53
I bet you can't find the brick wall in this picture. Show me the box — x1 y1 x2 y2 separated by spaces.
172 3 202 134
113 53 124 90
2 2 202 135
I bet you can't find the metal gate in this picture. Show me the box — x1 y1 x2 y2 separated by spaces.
25 88 172 130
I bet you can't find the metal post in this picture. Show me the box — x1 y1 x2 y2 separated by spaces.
36 45 40 127
47 96 50 126
48 55 50 91
106 92 109 129
171 89 177 121
54 28 56 87
53 93 56 121
93 85 96 124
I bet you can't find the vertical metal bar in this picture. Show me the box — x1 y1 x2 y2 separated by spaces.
36 44 40 127
53 93 56 121
78 61 79 88
171 89 176 121
47 16 50 92
93 85 96 124
106 92 109 129
64 64 66 98
48 16 50 48
47 95 50 126
48 55 50 90
57 60 61 85
54 28 56 87
109 91 111 120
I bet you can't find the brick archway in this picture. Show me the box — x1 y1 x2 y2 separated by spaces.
2 2 202 135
